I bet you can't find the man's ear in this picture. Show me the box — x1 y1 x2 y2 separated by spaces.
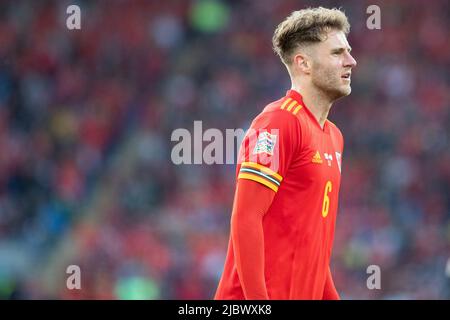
293 51 312 75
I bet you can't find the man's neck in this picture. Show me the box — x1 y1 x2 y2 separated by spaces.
291 84 332 129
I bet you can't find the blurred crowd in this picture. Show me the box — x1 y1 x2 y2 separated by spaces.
0 0 449 299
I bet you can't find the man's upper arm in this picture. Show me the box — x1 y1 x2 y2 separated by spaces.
236 110 301 193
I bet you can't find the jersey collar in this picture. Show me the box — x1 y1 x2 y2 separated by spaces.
286 89 330 134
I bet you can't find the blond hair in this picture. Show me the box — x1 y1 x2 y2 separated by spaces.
272 7 350 65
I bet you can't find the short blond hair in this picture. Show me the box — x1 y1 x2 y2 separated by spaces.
272 7 350 65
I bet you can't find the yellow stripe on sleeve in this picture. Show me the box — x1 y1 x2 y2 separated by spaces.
240 162 283 181
286 100 297 112
280 98 292 110
238 173 279 192
293 105 303 115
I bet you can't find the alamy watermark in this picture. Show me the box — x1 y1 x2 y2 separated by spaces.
366 5 381 30
66 4 379 31
366 265 381 290
66 5 81 30
66 265 81 290
171 121 280 171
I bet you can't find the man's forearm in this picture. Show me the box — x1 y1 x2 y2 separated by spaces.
230 179 275 299
232 209 267 299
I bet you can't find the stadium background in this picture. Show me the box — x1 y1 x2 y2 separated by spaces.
0 0 449 299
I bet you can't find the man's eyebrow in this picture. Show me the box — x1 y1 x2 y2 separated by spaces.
331 46 352 53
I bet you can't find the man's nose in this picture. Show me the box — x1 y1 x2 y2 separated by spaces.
345 52 357 68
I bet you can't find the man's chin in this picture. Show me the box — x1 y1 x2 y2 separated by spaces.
330 86 351 101
316 83 352 101
343 86 352 96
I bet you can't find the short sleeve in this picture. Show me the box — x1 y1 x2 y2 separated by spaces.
237 110 301 192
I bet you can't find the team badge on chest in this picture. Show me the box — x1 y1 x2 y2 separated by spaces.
324 153 333 166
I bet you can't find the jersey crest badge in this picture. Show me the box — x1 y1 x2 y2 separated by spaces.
324 153 333 166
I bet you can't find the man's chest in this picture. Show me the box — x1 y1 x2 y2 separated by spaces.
288 131 343 189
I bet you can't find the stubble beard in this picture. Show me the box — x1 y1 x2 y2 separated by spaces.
311 65 351 102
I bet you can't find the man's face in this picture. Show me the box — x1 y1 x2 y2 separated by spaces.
308 30 357 100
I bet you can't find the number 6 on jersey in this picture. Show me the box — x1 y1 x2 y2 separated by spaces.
322 181 332 218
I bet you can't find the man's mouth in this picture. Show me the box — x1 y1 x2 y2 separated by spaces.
341 72 351 79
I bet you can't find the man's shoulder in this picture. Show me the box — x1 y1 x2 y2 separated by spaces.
263 95 304 115
253 96 304 125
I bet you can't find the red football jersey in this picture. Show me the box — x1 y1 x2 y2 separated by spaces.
215 89 344 299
